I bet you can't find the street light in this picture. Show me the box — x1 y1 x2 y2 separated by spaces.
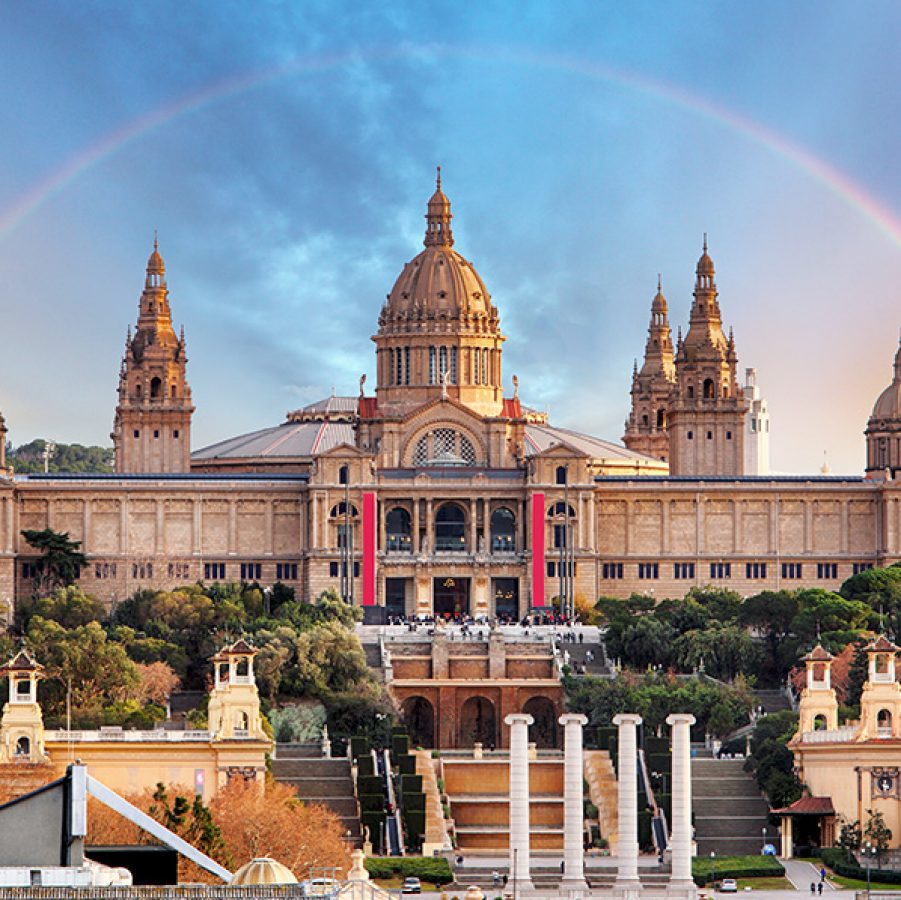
709 850 716 892
761 826 767 855
863 840 877 900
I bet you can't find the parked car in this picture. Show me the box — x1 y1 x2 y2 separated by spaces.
719 878 738 893
401 877 422 894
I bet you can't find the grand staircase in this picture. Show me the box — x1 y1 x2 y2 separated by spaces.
692 754 770 856
271 743 362 845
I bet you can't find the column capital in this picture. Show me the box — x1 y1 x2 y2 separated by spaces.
666 713 697 727
559 713 588 727
505 713 534 727
613 713 642 727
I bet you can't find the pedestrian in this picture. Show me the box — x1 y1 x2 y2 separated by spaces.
810 883 816 895
818 882 823 895
820 868 826 883
579 631 584 644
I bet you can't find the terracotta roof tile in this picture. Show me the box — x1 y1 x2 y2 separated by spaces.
772 796 835 816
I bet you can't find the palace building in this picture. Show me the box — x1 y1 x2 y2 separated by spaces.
1 175 900 618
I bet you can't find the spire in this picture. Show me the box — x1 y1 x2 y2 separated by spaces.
145 235 166 289
424 166 454 248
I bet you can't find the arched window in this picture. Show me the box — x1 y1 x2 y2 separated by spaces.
170 384 177 399
450 346 458 384
556 465 568 485
386 507 412 552
236 711 249 733
412 429 478 466
396 347 403 386
482 348 489 384
330 501 358 518
435 503 466 552
404 346 411 385
339 465 349 485
135 383 142 398
878 708 893 736
15 736 30 757
656 409 666 429
813 714 827 731
703 378 715 399
150 376 162 399
473 348 480 384
641 414 649 428
490 507 516 553
439 346 448 379
687 385 694 399
429 346 437 384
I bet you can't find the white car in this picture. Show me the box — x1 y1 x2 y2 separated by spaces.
719 878 738 893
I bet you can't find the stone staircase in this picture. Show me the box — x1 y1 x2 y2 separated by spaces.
442 755 565 853
452 864 671 892
584 749 618 849
561 642 612 677
414 749 451 856
361 641 386 683
271 744 361 845
754 688 793 714
692 757 769 856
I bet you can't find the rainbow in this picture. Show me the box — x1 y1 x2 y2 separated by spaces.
1 43 899 250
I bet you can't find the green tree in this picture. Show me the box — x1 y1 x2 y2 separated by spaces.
20 528 88 596
16 585 105 631
864 808 892 858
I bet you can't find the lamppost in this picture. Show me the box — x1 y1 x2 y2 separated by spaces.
761 826 767 854
709 850 716 892
863 840 877 900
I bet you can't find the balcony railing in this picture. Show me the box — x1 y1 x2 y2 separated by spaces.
385 535 412 553
45 729 212 742
800 725 858 743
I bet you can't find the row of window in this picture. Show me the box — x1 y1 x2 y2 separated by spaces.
686 430 733 441
546 560 576 577
598 561 875 581
132 429 180 439
330 561 360 578
388 347 497 388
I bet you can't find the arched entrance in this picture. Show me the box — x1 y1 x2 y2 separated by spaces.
401 696 436 749
459 696 497 748
523 697 558 749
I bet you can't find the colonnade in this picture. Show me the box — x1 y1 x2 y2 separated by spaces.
504 711 697 899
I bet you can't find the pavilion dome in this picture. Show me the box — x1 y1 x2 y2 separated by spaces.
230 857 297 885
870 341 901 421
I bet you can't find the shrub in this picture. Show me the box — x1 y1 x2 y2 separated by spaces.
691 855 784 886
364 856 453 886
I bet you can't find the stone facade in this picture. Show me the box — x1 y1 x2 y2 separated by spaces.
1 178 900 618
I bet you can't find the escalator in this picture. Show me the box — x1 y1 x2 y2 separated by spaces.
375 748 404 856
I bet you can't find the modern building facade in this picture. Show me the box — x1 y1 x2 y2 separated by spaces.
0 178 899 616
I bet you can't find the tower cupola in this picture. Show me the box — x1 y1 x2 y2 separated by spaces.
424 167 454 248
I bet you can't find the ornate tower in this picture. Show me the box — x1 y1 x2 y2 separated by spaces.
373 170 506 417
796 645 838 734
667 239 747 476
864 336 901 477
112 240 193 473
859 635 901 740
0 650 48 763
207 639 267 742
623 277 676 461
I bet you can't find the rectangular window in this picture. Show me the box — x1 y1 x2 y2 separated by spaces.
204 562 226 580
782 562 802 579
404 347 411 385
428 346 436 384
745 562 767 579
174 430 180 439
674 562 695 580
240 562 262 581
133 430 140 438
853 562 874 575
546 561 556 578
817 562 838 580
329 561 339 578
709 562 731 579
21 562 37 580
337 524 352 549
276 563 298 581
602 562 624 580
553 524 569 549
638 562 659 580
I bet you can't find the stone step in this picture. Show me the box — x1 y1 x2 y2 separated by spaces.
271 758 351 777
695 836 767 856
274 742 322 759
273 776 355 798
695 815 771 838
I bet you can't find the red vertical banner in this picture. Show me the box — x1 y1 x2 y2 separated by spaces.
362 491 376 606
531 492 545 608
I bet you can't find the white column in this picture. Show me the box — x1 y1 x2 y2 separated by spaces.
666 713 697 899
506 713 534 892
560 713 589 895
613 713 642 899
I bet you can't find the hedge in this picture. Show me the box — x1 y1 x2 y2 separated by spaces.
351 736 370 761
400 774 423 795
357 755 375 778
359 793 385 813
358 775 383 796
820 848 901 883
691 855 784 886
364 857 453 886
361 811 387 855
398 754 417 776
392 733 410 757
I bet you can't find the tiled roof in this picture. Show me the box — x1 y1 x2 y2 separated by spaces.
0 650 41 672
865 635 899 653
523 423 659 463
192 420 355 461
803 645 834 662
772 796 834 816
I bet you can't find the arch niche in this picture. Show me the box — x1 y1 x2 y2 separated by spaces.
459 696 497 748
402 696 436 749
523 696 558 749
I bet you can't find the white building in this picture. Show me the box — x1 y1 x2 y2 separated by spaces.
743 367 770 474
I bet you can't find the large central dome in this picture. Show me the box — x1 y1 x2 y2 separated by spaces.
381 170 498 325
373 172 505 417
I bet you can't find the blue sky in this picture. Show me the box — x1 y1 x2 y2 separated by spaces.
0 1 899 473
